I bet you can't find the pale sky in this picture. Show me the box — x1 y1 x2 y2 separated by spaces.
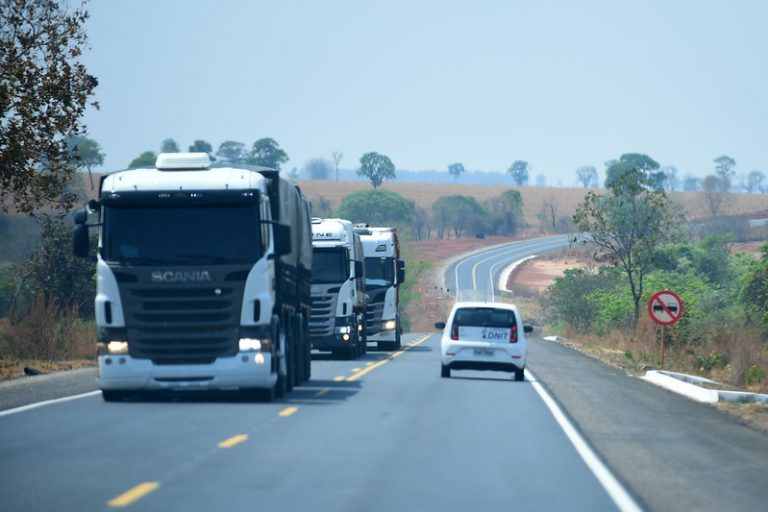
82 0 768 185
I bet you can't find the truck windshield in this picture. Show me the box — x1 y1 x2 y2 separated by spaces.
102 205 262 265
311 248 349 284
365 257 394 287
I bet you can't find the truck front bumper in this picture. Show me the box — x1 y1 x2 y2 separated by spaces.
96 353 277 391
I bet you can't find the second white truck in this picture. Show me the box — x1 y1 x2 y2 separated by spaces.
309 218 367 359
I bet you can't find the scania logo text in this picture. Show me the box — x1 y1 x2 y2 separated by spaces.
151 270 212 283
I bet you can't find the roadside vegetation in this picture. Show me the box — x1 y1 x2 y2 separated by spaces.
542 154 768 393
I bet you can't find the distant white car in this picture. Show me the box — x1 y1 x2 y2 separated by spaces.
435 301 531 381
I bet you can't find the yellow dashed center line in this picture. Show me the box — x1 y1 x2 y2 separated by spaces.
108 482 160 508
279 406 299 417
218 434 248 448
347 334 431 382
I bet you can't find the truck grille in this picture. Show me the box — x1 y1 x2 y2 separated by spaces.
116 267 248 364
309 292 337 338
365 290 387 335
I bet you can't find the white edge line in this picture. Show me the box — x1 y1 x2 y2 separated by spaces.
0 390 101 418
497 254 537 293
527 369 643 512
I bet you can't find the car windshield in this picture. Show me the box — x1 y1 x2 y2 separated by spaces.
454 308 516 328
365 256 394 287
311 248 350 284
102 204 262 265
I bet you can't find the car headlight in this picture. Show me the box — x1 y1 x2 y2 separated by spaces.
239 338 271 352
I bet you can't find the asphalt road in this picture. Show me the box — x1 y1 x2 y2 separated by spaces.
2 236 767 511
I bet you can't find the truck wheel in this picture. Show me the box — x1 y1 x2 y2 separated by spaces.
358 321 367 356
395 330 402 350
101 390 127 402
302 314 311 382
272 318 287 398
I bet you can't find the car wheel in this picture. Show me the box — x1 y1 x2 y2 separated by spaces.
441 365 450 378
514 368 525 381
101 390 127 402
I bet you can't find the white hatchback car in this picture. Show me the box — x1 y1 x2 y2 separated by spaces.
436 301 531 381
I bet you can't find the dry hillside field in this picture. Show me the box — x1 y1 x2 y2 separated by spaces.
82 174 768 227
296 180 768 226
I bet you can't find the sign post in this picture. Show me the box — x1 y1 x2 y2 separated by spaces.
648 290 684 366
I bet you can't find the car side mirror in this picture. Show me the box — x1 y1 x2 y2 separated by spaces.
524 325 533 333
434 322 446 330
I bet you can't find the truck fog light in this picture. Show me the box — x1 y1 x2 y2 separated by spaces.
342 334 350 341
254 353 266 365
107 341 129 355
383 320 396 330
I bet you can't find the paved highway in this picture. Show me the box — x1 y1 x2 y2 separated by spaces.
2 236 768 511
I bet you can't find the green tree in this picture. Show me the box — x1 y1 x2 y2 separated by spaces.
573 168 682 325
336 189 414 226
713 155 736 191
128 151 157 169
431 195 487 239
246 138 288 170
67 136 104 171
485 189 524 235
604 153 664 191
448 162 465 182
188 139 214 158
357 152 396 188
161 138 179 153
742 242 768 336
216 140 245 164
508 160 529 185
67 135 104 191
1 0 98 214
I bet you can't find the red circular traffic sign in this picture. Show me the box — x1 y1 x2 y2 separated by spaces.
648 290 684 326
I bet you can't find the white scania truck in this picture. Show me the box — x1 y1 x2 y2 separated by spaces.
355 226 406 351
73 153 313 401
309 218 367 359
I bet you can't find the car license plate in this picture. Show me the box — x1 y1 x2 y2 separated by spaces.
473 348 494 356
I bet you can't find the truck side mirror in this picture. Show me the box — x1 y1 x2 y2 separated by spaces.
73 224 90 258
354 260 364 280
397 260 406 283
274 223 292 256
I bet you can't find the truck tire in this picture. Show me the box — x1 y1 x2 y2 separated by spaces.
302 313 311 382
358 318 367 356
272 317 287 398
395 329 402 350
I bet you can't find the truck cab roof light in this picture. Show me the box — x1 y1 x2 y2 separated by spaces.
156 152 211 170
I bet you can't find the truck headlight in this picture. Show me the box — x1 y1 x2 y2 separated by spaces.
239 338 271 352
335 325 351 334
106 341 129 355
383 320 397 331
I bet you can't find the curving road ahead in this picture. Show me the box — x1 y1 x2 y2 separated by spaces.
1 236 768 511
